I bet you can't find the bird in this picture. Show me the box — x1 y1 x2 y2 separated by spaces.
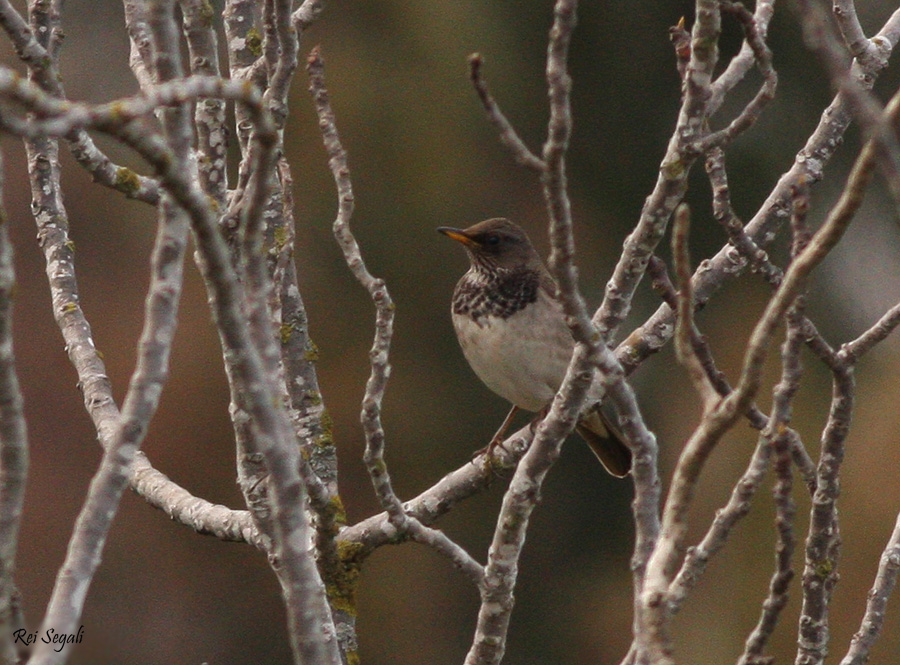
438 218 631 477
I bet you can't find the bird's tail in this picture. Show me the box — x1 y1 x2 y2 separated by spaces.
575 405 632 478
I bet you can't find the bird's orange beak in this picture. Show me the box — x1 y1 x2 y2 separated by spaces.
437 226 478 247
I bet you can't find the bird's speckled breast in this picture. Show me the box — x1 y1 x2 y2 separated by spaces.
450 269 574 411
450 266 539 321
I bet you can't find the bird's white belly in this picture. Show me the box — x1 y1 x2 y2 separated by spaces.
452 297 574 412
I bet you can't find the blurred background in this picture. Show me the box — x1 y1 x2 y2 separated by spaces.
3 0 900 663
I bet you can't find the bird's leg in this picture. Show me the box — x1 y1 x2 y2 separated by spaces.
474 404 519 461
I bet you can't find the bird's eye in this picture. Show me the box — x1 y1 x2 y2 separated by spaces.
485 234 501 246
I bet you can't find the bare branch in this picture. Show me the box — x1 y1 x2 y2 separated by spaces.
705 148 783 291
307 46 400 523
308 47 482 586
701 1 777 151
466 3 622 662
5 1 900 662
2 67 272 554
652 243 813 617
833 0 886 70
646 254 816 486
180 0 228 205
32 193 189 665
466 345 597 665
468 53 545 173
340 426 533 552
709 0 775 113
732 90 899 405
706 152 839 372
542 0 593 340
595 0 720 345
668 438 772 614
0 0 161 204
632 4 725 661
293 0 325 32
839 510 900 665
795 368 852 665
839 302 900 363
406 520 484 585
738 434 796 665
129 453 266 548
641 78 900 665
671 204 717 406
620 10 900 375
738 205 809 664
792 1 900 203
223 0 266 161
0 0 52 84
26 7 344 663
263 0 298 130
66 137 161 204
29 3 193 659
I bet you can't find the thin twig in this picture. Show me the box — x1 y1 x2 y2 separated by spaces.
0 0 161 203
642 79 900 665
466 343 599 665
308 45 398 526
839 302 900 363
468 53 545 172
610 0 721 325
647 252 810 617
635 4 723 662
700 1 778 151
542 0 593 341
791 1 900 205
672 204 717 406
29 4 193 660
709 0 775 114
307 47 483 586
732 87 900 405
738 431 795 665
706 151 839 372
667 439 773 615
839 510 900 665
795 368 852 665
738 198 810 664
620 10 900 375
705 148 781 282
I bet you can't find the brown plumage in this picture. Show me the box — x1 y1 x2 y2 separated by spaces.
438 218 631 477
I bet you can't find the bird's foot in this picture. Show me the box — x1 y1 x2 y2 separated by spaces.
471 435 511 476
474 433 508 458
468 404 520 474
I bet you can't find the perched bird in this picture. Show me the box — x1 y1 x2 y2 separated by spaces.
438 218 631 477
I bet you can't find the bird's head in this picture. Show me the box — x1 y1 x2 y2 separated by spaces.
437 218 542 272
